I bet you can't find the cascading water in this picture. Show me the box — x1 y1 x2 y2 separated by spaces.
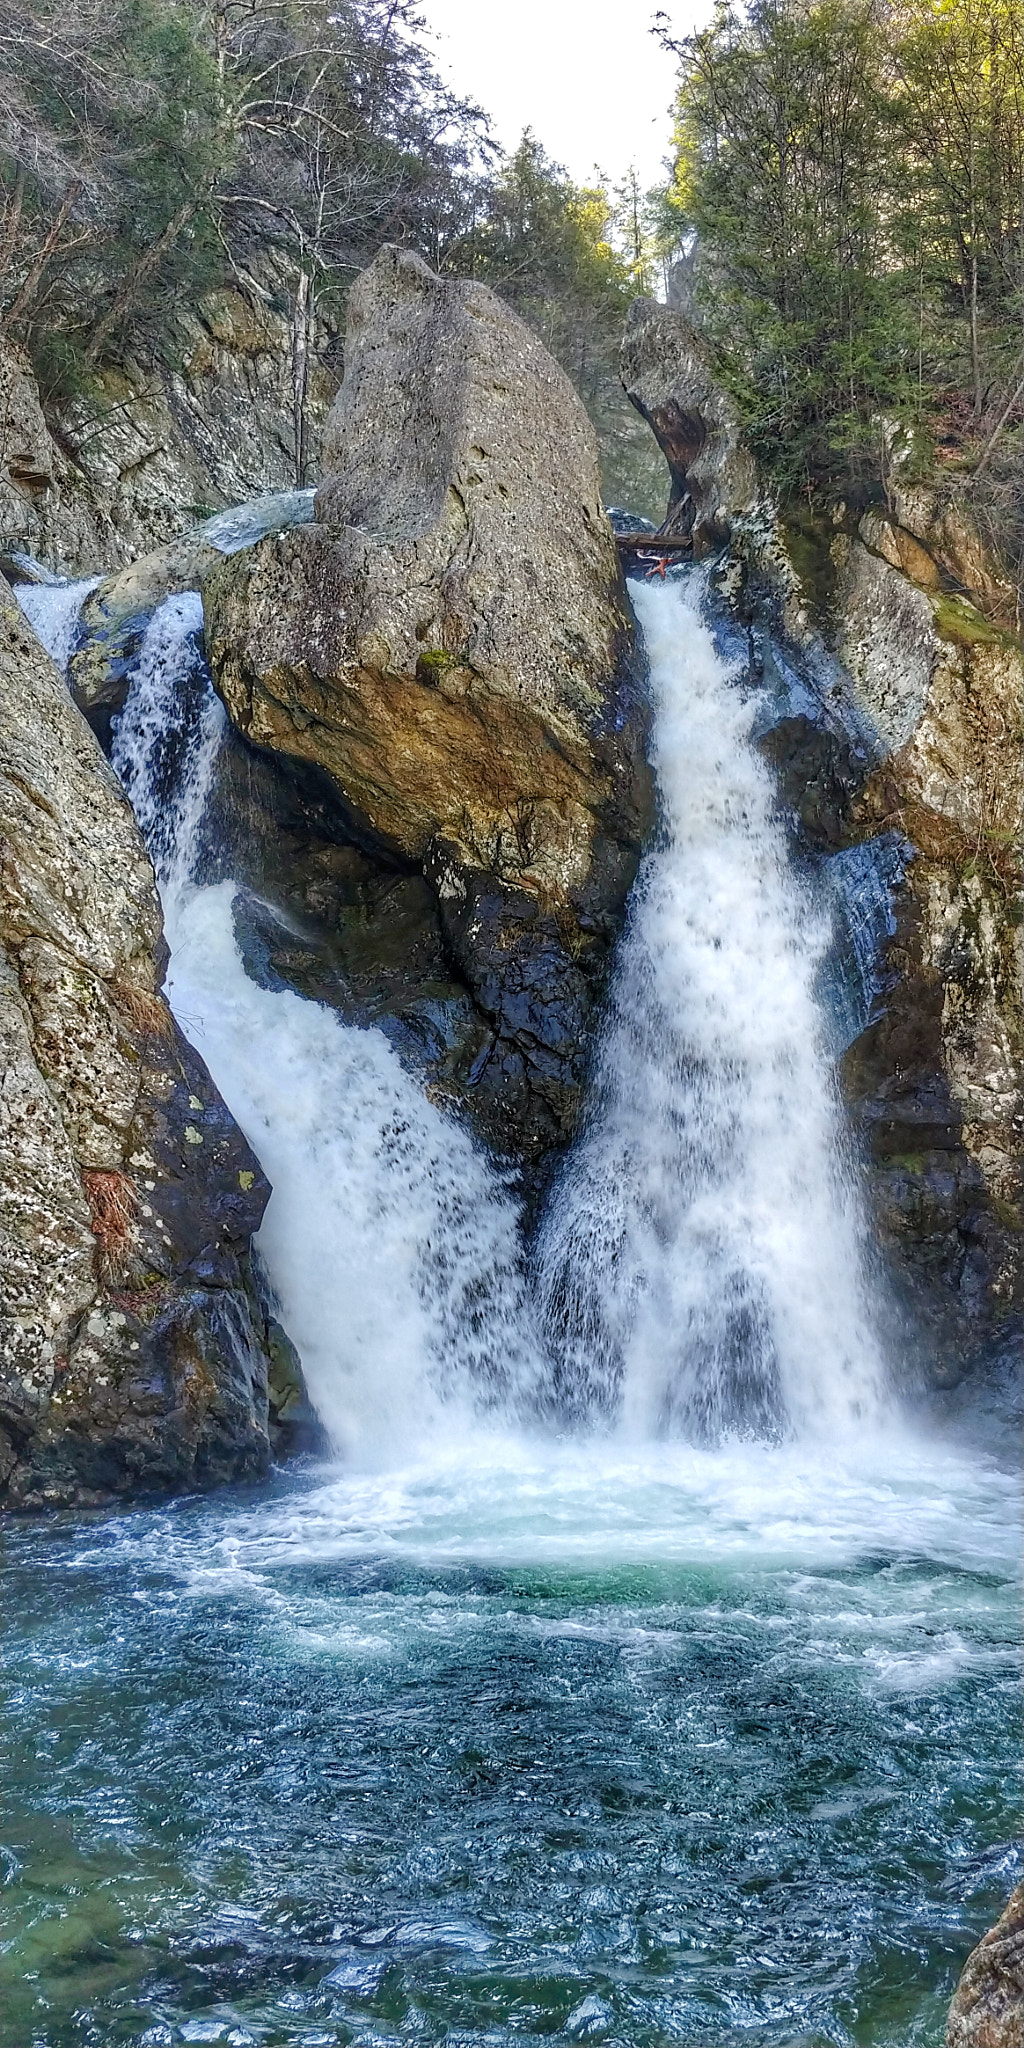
109 597 539 1460
14 570 100 669
8 547 1020 2048
535 578 885 1441
29 560 886 1452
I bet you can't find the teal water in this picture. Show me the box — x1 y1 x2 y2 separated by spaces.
2 1429 1020 2048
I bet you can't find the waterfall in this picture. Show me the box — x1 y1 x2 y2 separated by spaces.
110 592 225 908
535 576 885 1440
110 600 539 1461
14 573 100 670
24 555 887 1456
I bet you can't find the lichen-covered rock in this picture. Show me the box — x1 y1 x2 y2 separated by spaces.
888 485 1018 626
204 246 652 1156
619 295 759 549
0 576 277 1507
947 1885 1024 2048
0 343 112 573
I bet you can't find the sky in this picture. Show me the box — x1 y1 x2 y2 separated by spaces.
417 1 706 197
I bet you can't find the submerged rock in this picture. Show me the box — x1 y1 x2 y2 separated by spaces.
0 576 280 1508
204 245 652 1157
947 1884 1024 2048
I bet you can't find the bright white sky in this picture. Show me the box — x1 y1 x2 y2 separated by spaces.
417 1 708 197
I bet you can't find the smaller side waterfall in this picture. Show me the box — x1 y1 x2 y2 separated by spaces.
535 576 885 1442
110 599 540 1459
111 592 223 912
14 574 100 670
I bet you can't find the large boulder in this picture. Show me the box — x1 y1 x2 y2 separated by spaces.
0 577 281 1508
203 246 652 1158
947 1885 1024 2048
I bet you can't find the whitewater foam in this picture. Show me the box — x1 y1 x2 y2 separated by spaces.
14 573 100 670
104 571 890 1458
536 576 885 1441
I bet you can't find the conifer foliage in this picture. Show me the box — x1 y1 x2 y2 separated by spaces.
658 0 1024 518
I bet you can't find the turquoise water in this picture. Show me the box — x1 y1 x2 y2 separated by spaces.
3 1428 1020 2047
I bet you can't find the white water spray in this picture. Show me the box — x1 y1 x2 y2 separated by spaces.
104 573 886 1455
14 573 100 670
535 577 884 1440
111 600 538 1459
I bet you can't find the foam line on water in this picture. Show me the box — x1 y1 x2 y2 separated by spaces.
70 1431 1021 1586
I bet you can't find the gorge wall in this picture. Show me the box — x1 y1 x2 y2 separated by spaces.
0 265 337 579
622 294 1023 1374
0 577 292 1508
3 249 1019 1516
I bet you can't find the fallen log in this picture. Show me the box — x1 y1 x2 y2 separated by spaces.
613 532 692 552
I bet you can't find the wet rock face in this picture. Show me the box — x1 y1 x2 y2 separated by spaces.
833 535 1023 1359
204 246 652 1159
625 290 1023 1361
199 722 595 1158
740 531 1023 1365
0 578 277 1509
947 1884 1024 2048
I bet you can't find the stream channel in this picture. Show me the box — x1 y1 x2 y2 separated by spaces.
3 547 1020 2048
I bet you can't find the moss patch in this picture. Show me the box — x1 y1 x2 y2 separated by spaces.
780 506 841 627
930 590 1018 649
415 645 464 685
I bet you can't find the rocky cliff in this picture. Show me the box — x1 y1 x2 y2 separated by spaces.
203 246 652 1158
0 577 283 1508
0 268 336 578
622 296 1023 1373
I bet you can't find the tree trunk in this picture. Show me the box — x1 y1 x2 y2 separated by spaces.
291 269 311 487
1 179 82 331
970 247 983 420
85 199 197 365
973 352 1024 477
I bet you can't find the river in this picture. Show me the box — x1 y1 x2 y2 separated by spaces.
5 551 1019 2048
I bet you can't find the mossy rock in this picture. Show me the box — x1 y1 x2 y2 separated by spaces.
930 590 1018 650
